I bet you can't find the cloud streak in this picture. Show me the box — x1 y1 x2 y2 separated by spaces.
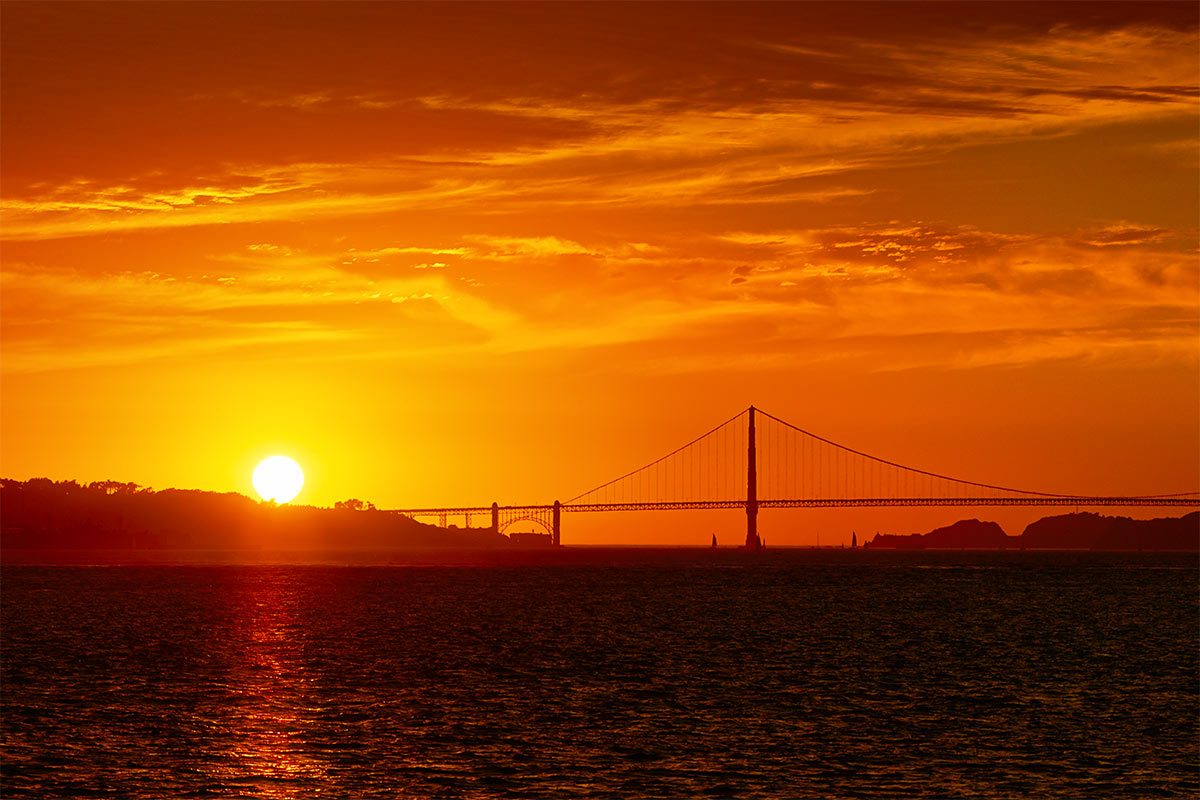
2 3 1196 380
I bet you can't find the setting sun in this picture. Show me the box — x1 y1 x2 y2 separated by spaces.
252 456 304 503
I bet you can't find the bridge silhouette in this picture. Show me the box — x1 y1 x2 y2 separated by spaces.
385 406 1199 546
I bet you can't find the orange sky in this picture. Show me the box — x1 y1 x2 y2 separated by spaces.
3 2 1197 545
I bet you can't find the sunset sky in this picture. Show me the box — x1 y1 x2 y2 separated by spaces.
3 1 1197 545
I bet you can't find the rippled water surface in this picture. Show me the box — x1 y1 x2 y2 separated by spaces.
3 550 1197 798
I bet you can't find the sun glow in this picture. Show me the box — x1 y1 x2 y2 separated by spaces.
252 456 304 503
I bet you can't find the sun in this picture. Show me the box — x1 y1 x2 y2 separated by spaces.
253 456 304 503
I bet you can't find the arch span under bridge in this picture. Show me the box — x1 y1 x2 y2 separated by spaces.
385 406 1200 546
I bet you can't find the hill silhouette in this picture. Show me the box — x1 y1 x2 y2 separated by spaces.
0 478 508 552
866 519 1018 550
867 511 1198 551
1021 511 1199 551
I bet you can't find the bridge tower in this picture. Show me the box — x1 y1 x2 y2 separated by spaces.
746 405 761 549
491 502 499 533
552 500 561 546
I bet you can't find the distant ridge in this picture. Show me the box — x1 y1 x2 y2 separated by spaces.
867 511 1199 551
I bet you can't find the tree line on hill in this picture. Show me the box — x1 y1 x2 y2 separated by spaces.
0 478 507 551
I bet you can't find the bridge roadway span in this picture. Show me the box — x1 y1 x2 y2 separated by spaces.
385 496 1200 545
389 497 1200 517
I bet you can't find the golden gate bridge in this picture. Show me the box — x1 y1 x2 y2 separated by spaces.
384 406 1200 546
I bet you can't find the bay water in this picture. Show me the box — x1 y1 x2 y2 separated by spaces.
3 550 1196 798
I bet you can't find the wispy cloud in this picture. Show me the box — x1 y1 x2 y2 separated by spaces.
2 6 1195 380
5 15 1195 243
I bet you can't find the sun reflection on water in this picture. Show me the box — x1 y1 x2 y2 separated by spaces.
203 576 328 797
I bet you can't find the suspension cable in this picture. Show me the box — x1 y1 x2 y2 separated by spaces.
755 407 1198 500
565 408 749 504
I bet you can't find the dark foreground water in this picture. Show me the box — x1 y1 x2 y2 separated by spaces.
3 550 1197 798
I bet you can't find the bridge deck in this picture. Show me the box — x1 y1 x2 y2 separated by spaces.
386 496 1200 516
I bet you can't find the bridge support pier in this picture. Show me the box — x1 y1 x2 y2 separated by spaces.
552 500 561 546
746 405 761 549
